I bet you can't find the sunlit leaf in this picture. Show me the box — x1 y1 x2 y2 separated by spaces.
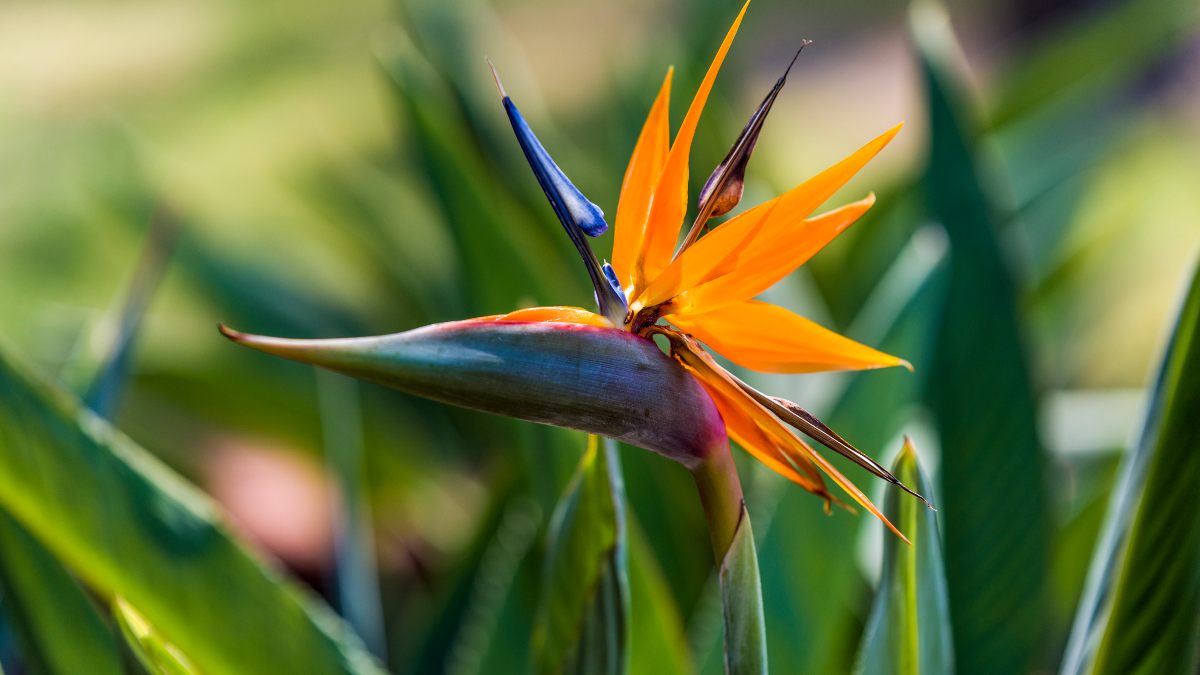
0 513 123 675
0 342 383 674
1061 261 1200 674
112 598 197 675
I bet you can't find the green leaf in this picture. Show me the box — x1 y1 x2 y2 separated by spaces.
856 439 954 675
112 598 196 675
0 341 383 675
626 516 693 675
380 47 582 316
533 436 629 675
718 508 767 675
913 4 1050 673
1061 262 1200 674
990 0 1200 127
317 370 386 659
0 511 123 675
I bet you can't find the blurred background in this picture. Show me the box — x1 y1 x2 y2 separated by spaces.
0 0 1197 672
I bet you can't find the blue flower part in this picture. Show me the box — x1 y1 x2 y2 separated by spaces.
502 97 607 237
602 262 628 308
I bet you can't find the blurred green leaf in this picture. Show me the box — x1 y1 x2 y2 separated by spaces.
112 598 196 675
381 46 583 316
0 342 383 675
444 497 542 675
627 517 693 675
913 4 1050 673
533 436 629 675
856 439 953 675
53 209 178 419
0 512 123 675
317 371 387 659
1061 261 1200 674
991 0 1200 127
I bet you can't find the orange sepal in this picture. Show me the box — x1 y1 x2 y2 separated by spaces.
666 299 909 374
613 68 673 293
489 306 613 328
660 328 907 541
633 0 750 292
637 125 899 311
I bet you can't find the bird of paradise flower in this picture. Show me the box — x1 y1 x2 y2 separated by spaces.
222 1 927 547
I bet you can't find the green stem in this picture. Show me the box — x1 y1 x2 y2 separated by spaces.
692 444 768 675
691 443 745 561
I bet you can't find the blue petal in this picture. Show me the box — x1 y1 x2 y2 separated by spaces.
502 97 607 237
602 262 627 306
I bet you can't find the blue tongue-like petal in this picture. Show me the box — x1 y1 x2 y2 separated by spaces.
492 61 626 324
501 98 608 237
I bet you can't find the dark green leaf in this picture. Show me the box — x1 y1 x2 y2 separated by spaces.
913 5 1051 673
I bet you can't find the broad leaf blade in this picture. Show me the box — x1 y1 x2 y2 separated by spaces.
626 515 693 675
913 5 1050 672
1062 261 1200 674
856 440 953 675
0 342 383 675
0 512 123 675
534 436 629 675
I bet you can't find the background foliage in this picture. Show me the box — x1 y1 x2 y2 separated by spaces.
0 0 1198 672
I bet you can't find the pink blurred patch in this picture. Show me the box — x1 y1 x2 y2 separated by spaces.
203 436 334 573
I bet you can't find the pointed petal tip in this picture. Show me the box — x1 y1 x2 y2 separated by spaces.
485 57 507 99
218 323 246 342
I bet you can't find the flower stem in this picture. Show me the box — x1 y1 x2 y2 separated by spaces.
692 442 745 561
692 443 769 675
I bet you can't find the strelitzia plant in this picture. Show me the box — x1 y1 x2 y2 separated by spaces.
222 1 927 668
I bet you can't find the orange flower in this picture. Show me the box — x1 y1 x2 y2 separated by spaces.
227 0 927 540
491 1 924 538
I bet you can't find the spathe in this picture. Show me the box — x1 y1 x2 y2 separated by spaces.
220 319 726 466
